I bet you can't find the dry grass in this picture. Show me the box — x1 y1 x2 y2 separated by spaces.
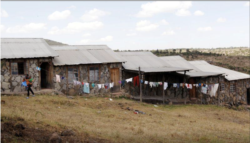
1 95 250 143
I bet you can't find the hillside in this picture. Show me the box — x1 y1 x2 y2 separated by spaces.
151 47 250 74
152 47 250 56
1 95 249 143
44 39 68 46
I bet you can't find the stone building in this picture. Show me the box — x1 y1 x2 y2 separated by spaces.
117 52 191 103
119 53 250 105
189 60 250 105
160 56 224 103
159 56 250 105
51 45 125 95
1 38 59 93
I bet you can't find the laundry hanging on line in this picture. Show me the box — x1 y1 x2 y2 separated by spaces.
164 82 168 90
126 78 132 83
201 86 207 94
83 83 90 93
97 84 102 89
186 84 192 89
56 75 60 83
110 82 114 88
133 76 139 87
209 83 219 97
73 80 81 85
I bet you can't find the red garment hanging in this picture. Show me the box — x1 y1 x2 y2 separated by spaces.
133 76 139 87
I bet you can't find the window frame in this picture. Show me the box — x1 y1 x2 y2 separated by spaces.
229 81 236 93
67 66 79 83
88 65 100 82
220 83 225 91
10 60 28 75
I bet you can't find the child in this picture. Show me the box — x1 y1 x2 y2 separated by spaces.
25 74 35 99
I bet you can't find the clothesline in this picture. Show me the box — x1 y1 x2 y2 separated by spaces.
55 74 115 94
123 76 217 87
123 76 220 97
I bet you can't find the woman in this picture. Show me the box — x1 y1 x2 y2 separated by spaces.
25 74 35 99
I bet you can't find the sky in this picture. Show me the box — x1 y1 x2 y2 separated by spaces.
0 1 249 50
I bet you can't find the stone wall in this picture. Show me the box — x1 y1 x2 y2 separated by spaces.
53 63 122 95
192 76 250 105
1 58 53 93
1 59 11 92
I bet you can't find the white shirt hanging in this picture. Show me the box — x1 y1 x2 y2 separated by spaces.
149 82 154 88
126 78 132 83
97 84 102 89
173 83 177 88
164 82 168 90
56 75 60 83
110 82 114 88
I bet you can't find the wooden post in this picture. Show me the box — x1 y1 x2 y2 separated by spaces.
163 74 165 104
236 81 238 105
139 67 142 103
218 76 220 106
182 71 186 98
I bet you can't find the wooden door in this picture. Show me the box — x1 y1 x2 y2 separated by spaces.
189 78 196 99
110 68 120 90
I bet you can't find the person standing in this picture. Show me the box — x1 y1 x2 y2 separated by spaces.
25 74 35 99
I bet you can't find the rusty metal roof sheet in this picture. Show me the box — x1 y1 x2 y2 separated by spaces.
51 45 125 66
1 38 59 59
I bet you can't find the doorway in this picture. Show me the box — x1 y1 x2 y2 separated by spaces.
247 88 250 105
40 62 51 88
110 68 120 92
188 78 196 100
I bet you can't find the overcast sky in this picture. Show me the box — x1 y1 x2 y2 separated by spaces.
1 1 249 50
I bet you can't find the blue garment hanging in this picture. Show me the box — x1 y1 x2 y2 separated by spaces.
83 83 90 93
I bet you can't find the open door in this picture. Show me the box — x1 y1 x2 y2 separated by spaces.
188 78 196 99
40 62 51 89
110 68 120 92
247 88 250 105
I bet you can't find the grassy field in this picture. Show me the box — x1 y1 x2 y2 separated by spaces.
1 95 250 143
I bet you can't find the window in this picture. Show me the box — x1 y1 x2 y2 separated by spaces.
11 62 27 75
220 83 225 91
230 82 236 93
89 67 99 82
68 67 78 83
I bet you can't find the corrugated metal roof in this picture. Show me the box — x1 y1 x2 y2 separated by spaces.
189 60 250 81
51 45 125 66
117 52 190 73
160 56 223 77
1 38 59 59
160 56 201 72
